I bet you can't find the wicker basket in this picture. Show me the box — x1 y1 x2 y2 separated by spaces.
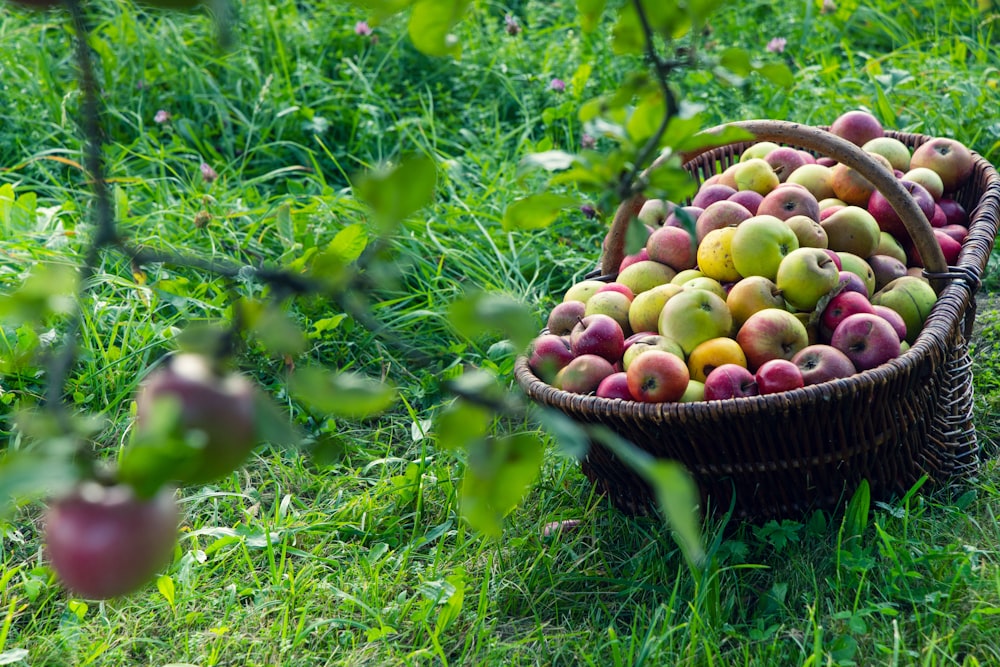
515 120 1000 521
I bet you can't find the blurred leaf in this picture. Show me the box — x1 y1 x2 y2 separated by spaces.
0 263 78 325
576 0 606 32
677 125 756 154
353 154 437 231
626 92 667 145
533 407 589 460
304 433 347 467
289 367 396 419
448 291 539 352
241 301 307 357
445 368 511 408
342 0 415 22
0 443 79 517
408 0 471 57
518 150 578 175
645 160 698 202
753 62 796 88
0 649 30 665
718 47 753 76
625 216 650 255
502 193 579 232
460 433 544 536
434 399 492 451
252 391 302 450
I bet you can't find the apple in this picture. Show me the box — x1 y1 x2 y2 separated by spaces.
528 334 575 382
820 290 876 340
692 184 738 209
133 354 258 485
867 254 909 292
938 198 969 227
664 205 704 231
836 270 869 298
596 372 634 400
776 248 842 312
695 200 753 242
622 334 685 370
757 184 821 222
934 228 962 264
646 225 697 271
874 231 909 264
823 249 843 270
871 275 938 344
727 190 764 215
740 141 782 161
717 163 740 189
820 206 881 258
658 288 733 356
730 215 800 281
764 146 808 182
637 198 674 226
687 336 748 383
703 364 759 400
867 180 936 241
830 312 901 371
44 483 179 600
725 275 786 329
798 150 818 165
829 110 884 147
938 224 969 245
671 269 705 285
830 152 894 206
619 247 651 272
862 136 911 172
570 314 625 362
736 308 810 371
563 280 606 303
837 252 876 297
696 226 742 283
791 344 857 385
909 137 975 192
733 158 780 195
679 380 706 403
786 163 837 202
556 354 616 394
584 290 632 334
901 167 945 201
682 276 728 301
626 350 690 402
783 214 829 249
871 304 908 342
628 283 683 334
546 300 586 336
616 260 676 296
596 282 635 300
755 358 805 395
929 205 947 228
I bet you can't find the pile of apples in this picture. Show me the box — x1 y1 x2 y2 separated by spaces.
529 110 976 402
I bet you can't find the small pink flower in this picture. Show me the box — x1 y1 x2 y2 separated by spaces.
200 162 218 183
766 37 787 53
354 21 372 37
154 110 171 124
549 78 566 92
504 13 521 36
581 133 596 150
579 204 597 219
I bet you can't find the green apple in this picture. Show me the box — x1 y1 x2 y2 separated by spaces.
776 247 841 312
786 163 836 201
637 198 673 226
682 277 728 301
731 215 800 281
862 136 911 172
836 252 877 297
658 289 733 356
784 214 829 249
901 167 945 201
820 205 880 258
628 283 683 334
874 231 908 265
564 280 606 303
740 141 781 162
616 260 676 295
733 158 780 195
622 334 685 370
679 380 706 403
671 269 705 285
585 291 632 335
726 275 787 329
871 276 938 344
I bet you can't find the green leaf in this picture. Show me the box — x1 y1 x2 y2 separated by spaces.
0 443 80 518
353 154 437 231
718 47 753 76
460 433 544 536
252 391 302 450
407 0 471 57
342 0 415 22
625 216 650 255
157 574 176 611
434 399 493 451
240 301 306 357
533 407 589 460
502 193 579 232
678 125 756 154
0 263 78 325
576 0 606 32
753 61 796 88
275 203 296 252
329 223 370 264
448 291 539 352
289 367 396 419
518 150 578 174
626 92 667 145
435 569 465 634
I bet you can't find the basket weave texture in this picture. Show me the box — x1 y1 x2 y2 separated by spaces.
515 120 1000 521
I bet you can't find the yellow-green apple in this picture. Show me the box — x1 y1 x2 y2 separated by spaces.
776 248 842 312
819 197 847 211
619 248 650 272
697 226 741 283
616 260 676 295
637 198 674 226
671 269 705 285
556 354 616 394
901 167 945 201
564 280 606 303
791 344 857 385
740 141 781 161
727 190 764 215
736 308 810 370
787 163 837 202
585 290 632 334
683 277 728 301
938 198 969 226
755 358 805 395
829 110 884 147
692 184 737 209
596 372 634 400
570 313 626 362
658 288 733 355
696 200 753 243
764 146 808 182
44 482 179 600
830 312 901 371
820 290 876 341
679 380 706 402
909 137 975 192
785 214 829 248
703 364 759 400
622 334 685 370
867 180 936 240
734 158 780 195
628 283 683 334
726 275 786 329
862 136 911 171
867 254 908 292
626 350 690 402
874 231 908 264
687 336 748 383
820 206 881 257
731 215 800 281
830 152 894 206
528 334 575 382
646 225 696 271
836 252 877 297
757 184 821 221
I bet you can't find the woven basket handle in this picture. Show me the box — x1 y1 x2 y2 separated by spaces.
602 119 948 286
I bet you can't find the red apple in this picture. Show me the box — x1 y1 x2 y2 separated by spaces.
937 198 969 227
820 290 876 341
664 206 704 230
555 354 615 394
695 200 752 242
937 224 969 245
570 314 625 363
929 204 947 228
546 300 586 336
837 271 869 297
829 110 884 147
528 334 575 382
692 184 738 209
596 372 634 400
933 229 962 264
830 313 901 371
872 304 908 342
757 184 821 222
791 344 857 385
728 190 764 214
909 137 975 193
765 147 808 182
755 358 805 394
867 180 936 241
646 225 697 272
597 282 636 301
626 350 690 402
618 247 651 272
736 308 811 371
703 364 759 400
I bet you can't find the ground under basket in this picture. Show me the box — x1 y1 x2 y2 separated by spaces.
514 120 1000 521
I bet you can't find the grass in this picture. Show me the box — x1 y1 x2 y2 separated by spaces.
2 0 1000 665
